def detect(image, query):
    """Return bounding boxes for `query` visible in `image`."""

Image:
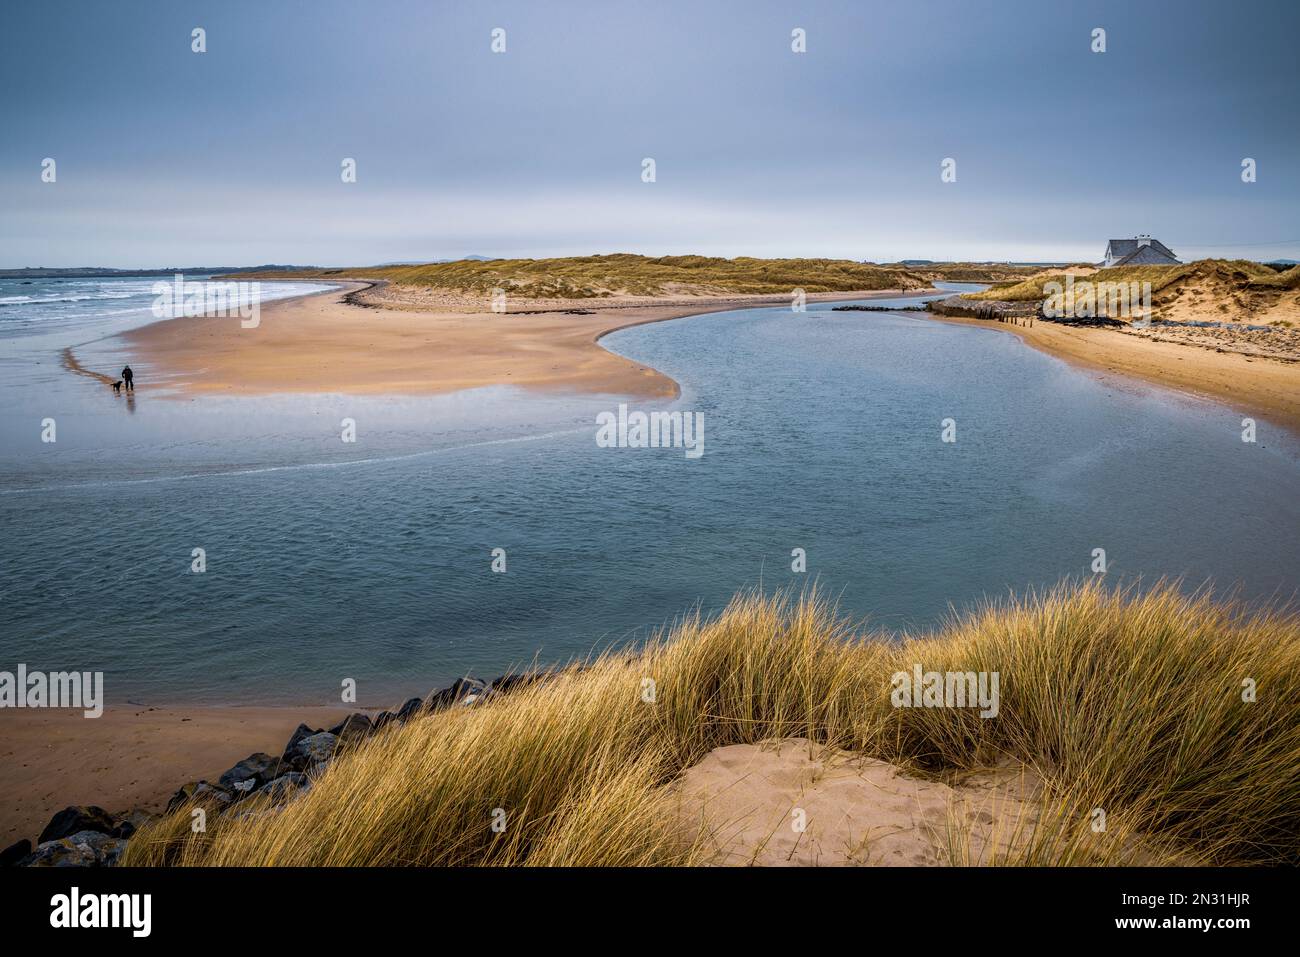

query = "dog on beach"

[112,380,123,394]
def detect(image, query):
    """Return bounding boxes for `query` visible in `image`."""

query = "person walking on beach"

[121,365,134,392]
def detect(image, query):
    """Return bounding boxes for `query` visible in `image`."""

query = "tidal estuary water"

[1,279,1297,704]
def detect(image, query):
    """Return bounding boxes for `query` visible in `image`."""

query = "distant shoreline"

[90,274,1300,437]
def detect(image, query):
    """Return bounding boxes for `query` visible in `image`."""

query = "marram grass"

[239,254,932,297]
[965,258,1294,303]
[122,581,1300,867]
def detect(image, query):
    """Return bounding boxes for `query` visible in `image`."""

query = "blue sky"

[1,0,1297,266]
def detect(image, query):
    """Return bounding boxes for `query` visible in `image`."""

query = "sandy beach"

[0,705,355,849]
[114,283,931,400]
[100,279,1300,436]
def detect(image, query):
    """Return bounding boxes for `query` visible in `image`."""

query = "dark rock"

[491,673,546,694]
[283,722,321,757]
[294,732,338,767]
[280,723,329,771]
[371,710,397,732]
[257,772,309,804]
[111,809,152,839]
[328,712,373,744]
[218,752,281,795]
[165,781,234,814]
[423,677,487,713]
[1,839,31,867]
[38,806,116,844]
[395,697,424,722]
[24,830,126,867]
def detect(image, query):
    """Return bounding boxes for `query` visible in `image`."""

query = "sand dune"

[673,738,1040,866]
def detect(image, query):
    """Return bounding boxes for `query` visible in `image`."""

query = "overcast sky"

[2,0,1297,267]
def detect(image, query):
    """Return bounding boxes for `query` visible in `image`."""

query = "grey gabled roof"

[1106,237,1179,262]
[1111,244,1181,267]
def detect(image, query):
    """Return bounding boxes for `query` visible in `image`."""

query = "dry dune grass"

[969,259,1280,302]
[122,581,1300,867]
[969,259,1300,327]
[242,254,931,298]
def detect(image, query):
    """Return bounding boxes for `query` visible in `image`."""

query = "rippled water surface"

[2,282,1297,704]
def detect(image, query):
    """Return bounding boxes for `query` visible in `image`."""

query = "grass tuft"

[122,581,1300,867]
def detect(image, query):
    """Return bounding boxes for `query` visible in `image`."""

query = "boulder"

[110,810,152,840]
[281,723,334,771]
[295,732,338,767]
[423,678,487,713]
[491,673,546,694]
[38,805,116,844]
[257,772,309,804]
[23,830,127,868]
[328,712,373,744]
[282,722,322,757]
[371,710,397,732]
[165,781,234,815]
[395,697,424,722]
[218,752,281,794]
[0,839,31,867]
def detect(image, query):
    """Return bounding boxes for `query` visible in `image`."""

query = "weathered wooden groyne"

[926,295,1040,324]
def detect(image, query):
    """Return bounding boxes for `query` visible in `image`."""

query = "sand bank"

[107,280,1300,435]
[113,284,929,400]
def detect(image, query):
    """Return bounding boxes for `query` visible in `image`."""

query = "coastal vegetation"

[967,259,1300,315]
[230,255,1045,299]
[121,580,1300,867]
[241,254,933,297]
